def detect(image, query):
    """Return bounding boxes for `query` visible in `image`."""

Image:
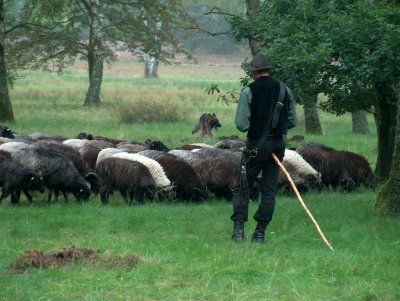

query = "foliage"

[227,0,400,114]
[321,0,400,115]
[180,0,247,54]
[225,0,400,178]
[230,0,334,106]
[205,66,252,105]
[6,0,192,72]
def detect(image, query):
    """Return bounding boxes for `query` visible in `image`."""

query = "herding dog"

[192,113,222,139]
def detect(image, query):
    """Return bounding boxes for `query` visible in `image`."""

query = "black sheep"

[296,142,375,191]
[96,157,157,204]
[145,139,170,152]
[214,139,246,151]
[0,150,12,164]
[0,160,45,204]
[79,140,114,171]
[194,147,241,168]
[34,141,99,196]
[76,132,94,140]
[194,157,238,200]
[154,155,207,202]
[1,144,91,202]
[0,125,14,139]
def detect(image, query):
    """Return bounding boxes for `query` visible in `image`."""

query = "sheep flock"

[0,125,376,205]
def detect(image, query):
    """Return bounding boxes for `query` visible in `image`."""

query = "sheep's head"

[26,172,45,193]
[0,125,14,139]
[339,177,356,192]
[74,181,91,202]
[76,132,93,140]
[191,186,208,202]
[306,172,322,191]
[158,184,175,201]
[147,140,170,152]
[85,172,99,194]
[362,171,377,190]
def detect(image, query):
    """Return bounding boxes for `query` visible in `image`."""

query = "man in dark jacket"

[231,53,296,243]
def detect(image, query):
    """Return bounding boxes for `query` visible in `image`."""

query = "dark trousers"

[231,136,285,224]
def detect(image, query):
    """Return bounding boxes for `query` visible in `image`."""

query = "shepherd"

[230,53,296,243]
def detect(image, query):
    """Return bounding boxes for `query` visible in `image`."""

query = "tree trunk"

[352,110,370,134]
[303,95,322,135]
[246,0,262,56]
[84,0,103,106]
[0,1,14,121]
[84,51,103,106]
[374,84,397,180]
[375,90,400,216]
[144,53,159,78]
[88,48,94,81]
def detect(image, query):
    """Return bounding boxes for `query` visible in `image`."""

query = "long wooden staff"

[272,153,334,252]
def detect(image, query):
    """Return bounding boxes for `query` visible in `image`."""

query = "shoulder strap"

[278,81,286,101]
[271,82,286,128]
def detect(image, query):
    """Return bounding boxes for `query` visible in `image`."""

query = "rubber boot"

[251,222,267,243]
[231,220,245,242]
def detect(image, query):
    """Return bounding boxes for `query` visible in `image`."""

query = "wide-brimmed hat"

[244,53,274,72]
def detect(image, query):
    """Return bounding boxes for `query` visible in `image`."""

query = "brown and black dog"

[192,113,222,139]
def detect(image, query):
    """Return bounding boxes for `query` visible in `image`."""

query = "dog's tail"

[192,123,200,134]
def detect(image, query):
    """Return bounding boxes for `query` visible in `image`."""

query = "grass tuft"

[115,97,189,123]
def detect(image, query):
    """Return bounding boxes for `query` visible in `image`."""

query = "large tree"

[375,89,400,216]
[245,0,261,56]
[0,0,14,121]
[82,0,103,106]
[351,111,370,134]
[229,0,400,179]
[321,0,400,180]
[6,0,190,107]
[230,0,326,135]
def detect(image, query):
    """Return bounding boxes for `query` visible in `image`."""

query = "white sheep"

[112,152,172,191]
[283,149,322,189]
[189,143,213,148]
[96,148,124,166]
[168,149,203,166]
[62,139,90,150]
[0,141,29,153]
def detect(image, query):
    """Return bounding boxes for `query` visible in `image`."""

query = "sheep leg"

[62,191,68,202]
[135,191,145,204]
[47,190,53,203]
[23,190,33,203]
[53,189,60,202]
[0,189,10,203]
[120,190,129,204]
[100,191,109,204]
[129,191,134,205]
[10,192,20,204]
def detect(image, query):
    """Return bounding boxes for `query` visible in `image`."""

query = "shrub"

[116,98,188,123]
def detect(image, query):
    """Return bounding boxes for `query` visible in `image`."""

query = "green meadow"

[0,59,398,301]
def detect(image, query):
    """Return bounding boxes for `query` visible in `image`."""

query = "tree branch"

[5,15,80,35]
[180,24,230,36]
[203,7,238,18]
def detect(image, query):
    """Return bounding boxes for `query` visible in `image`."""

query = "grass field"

[0,58,399,301]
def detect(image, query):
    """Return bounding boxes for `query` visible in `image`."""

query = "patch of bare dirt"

[11,246,140,273]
